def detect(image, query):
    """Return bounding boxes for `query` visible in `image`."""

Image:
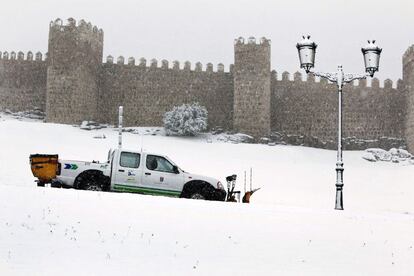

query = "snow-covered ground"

[1,113,414,275]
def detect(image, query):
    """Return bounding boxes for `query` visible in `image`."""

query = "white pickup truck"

[30,148,227,201]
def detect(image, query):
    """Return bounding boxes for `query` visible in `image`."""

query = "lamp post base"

[335,186,344,210]
[335,164,344,210]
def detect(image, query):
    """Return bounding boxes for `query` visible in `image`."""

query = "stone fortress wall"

[271,72,407,149]
[0,18,412,152]
[0,52,47,112]
[98,57,234,130]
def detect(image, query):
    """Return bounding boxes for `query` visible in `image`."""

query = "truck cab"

[110,149,190,197]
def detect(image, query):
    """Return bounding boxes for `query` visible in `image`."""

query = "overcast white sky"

[1,0,413,82]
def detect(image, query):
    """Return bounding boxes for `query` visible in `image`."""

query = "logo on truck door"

[64,164,78,170]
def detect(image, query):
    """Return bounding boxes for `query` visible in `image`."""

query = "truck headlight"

[217,181,224,190]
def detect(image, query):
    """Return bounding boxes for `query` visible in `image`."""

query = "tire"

[180,181,206,199]
[181,181,223,201]
[190,193,205,200]
[75,171,109,191]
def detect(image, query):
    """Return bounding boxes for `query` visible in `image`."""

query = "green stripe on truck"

[113,184,181,197]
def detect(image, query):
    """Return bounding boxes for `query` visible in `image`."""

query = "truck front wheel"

[181,181,217,200]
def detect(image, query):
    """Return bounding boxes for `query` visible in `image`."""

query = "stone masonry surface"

[0,17,412,152]
[403,45,414,152]
[233,37,271,138]
[0,53,47,112]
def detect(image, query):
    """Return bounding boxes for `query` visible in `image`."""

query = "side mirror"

[172,165,179,174]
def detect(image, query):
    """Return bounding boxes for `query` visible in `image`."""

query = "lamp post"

[296,36,382,210]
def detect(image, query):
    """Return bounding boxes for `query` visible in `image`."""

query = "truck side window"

[120,152,140,168]
[146,155,175,173]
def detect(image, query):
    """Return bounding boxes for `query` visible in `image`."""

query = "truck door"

[112,151,143,192]
[141,154,184,197]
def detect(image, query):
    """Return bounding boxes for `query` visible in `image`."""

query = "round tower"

[46,18,103,124]
[403,45,414,152]
[233,37,271,138]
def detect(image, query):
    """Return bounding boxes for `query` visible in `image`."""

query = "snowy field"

[1,113,414,275]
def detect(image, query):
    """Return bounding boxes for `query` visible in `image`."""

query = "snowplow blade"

[242,188,261,203]
[29,154,59,184]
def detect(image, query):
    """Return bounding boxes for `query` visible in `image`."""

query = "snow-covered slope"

[1,115,413,275]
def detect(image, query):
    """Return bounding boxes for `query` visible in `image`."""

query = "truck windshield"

[165,156,185,172]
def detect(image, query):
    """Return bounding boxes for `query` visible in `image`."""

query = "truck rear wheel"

[75,170,109,191]
[85,182,102,191]
[190,193,205,200]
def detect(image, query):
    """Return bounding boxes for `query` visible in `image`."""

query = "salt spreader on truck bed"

[29,106,259,202]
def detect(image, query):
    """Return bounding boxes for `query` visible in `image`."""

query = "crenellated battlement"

[0,51,46,62]
[403,45,414,66]
[49,18,103,42]
[234,36,271,46]
[47,18,103,69]
[103,55,232,73]
[271,70,401,89]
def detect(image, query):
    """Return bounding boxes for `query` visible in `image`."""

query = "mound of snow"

[92,134,106,139]
[122,127,166,136]
[1,108,45,120]
[389,148,412,159]
[79,121,109,130]
[362,151,377,162]
[216,133,254,143]
[363,148,413,163]
[364,148,392,161]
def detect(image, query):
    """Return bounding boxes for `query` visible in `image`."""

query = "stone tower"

[46,18,103,124]
[403,45,414,152]
[233,37,271,138]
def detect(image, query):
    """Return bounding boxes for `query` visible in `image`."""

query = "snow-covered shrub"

[163,103,208,136]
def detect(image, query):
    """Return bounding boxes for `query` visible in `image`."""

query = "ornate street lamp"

[296,35,317,73]
[296,36,382,210]
[361,40,382,77]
